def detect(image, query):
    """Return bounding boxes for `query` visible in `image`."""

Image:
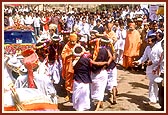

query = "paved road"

[55,65,162,112]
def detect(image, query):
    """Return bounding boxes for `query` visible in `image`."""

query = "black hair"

[148,35,157,43]
[96,19,101,23]
[74,46,83,54]
[161,40,164,47]
[158,32,164,39]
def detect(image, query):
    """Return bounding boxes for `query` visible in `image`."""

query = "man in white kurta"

[133,36,162,103]
[114,24,126,64]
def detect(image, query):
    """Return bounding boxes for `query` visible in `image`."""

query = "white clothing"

[114,28,126,63]
[159,52,164,74]
[23,7,29,13]
[152,40,164,70]
[33,16,41,27]
[91,69,108,101]
[20,16,25,25]
[138,45,162,74]
[72,80,91,111]
[15,71,57,104]
[4,88,59,111]
[7,8,13,14]
[79,23,90,35]
[4,61,15,92]
[8,17,14,26]
[47,61,60,84]
[147,73,159,103]
[24,15,33,25]
[106,67,118,91]
[138,46,152,73]
[121,10,130,19]
[79,23,90,43]
[89,22,96,31]
[66,16,74,32]
[15,59,58,105]
[115,28,126,51]
[137,45,160,103]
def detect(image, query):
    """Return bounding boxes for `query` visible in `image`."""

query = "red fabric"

[25,63,35,88]
[41,17,50,31]
[21,49,34,57]
[4,103,58,111]
[22,50,39,88]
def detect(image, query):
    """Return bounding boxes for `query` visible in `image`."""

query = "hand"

[152,70,157,75]
[107,61,110,65]
[146,60,152,66]
[132,61,139,65]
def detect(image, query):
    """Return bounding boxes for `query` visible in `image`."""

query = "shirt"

[73,56,92,83]
[33,16,41,27]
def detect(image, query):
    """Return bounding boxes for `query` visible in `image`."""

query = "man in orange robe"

[61,33,78,101]
[123,22,141,70]
[103,22,118,44]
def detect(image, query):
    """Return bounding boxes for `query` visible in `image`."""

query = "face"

[90,19,94,24]
[137,21,142,25]
[120,25,124,30]
[49,29,55,35]
[153,23,158,31]
[147,38,155,47]
[91,33,96,38]
[96,21,101,26]
[108,23,113,31]
[144,24,149,30]
[156,32,163,41]
[82,18,86,24]
[129,26,134,31]
[69,39,77,45]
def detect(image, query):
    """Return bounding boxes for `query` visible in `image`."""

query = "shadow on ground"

[129,82,148,89]
[116,64,146,75]
[118,93,160,111]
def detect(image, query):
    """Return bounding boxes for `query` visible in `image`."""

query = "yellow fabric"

[156,6,164,15]
[103,30,117,44]
[93,39,100,61]
[123,29,141,68]
[122,56,134,69]
[61,42,76,92]
[69,33,78,41]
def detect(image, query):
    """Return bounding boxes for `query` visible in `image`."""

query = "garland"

[4,44,35,55]
[72,44,86,57]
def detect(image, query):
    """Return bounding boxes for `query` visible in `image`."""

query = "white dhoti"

[47,61,60,84]
[146,73,159,103]
[106,67,118,91]
[91,69,108,101]
[72,80,91,111]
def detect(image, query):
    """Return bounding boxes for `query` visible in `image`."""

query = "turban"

[22,49,39,88]
[49,24,57,31]
[69,33,78,41]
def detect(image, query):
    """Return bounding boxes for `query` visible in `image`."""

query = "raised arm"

[90,59,108,66]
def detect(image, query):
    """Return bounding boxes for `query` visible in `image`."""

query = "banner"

[149,5,159,21]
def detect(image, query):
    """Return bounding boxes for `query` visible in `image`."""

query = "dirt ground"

[55,65,163,112]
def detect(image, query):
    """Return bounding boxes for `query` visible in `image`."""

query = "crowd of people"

[4,4,165,111]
